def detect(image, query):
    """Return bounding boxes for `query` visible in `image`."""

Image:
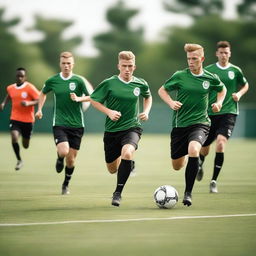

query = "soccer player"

[158,43,226,206]
[90,51,152,207]
[35,51,92,195]
[197,41,249,193]
[0,68,39,170]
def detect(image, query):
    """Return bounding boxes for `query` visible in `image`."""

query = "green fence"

[1,103,256,137]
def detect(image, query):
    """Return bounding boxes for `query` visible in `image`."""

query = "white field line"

[0,213,256,227]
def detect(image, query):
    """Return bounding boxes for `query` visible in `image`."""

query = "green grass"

[0,133,256,256]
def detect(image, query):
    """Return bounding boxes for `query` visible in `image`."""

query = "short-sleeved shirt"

[42,72,90,128]
[7,82,39,123]
[205,63,247,116]
[90,75,151,132]
[163,68,224,128]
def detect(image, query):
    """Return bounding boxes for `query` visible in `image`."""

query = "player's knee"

[108,167,118,174]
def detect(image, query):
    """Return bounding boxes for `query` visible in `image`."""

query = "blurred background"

[0,0,255,136]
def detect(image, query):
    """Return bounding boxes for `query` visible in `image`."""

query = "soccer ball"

[154,185,179,209]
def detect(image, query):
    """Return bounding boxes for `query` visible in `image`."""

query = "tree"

[237,0,256,20]
[89,0,144,84]
[32,16,83,71]
[163,0,223,19]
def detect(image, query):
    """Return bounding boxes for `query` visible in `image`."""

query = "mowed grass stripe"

[1,213,256,227]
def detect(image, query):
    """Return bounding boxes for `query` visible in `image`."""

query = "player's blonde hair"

[184,44,204,56]
[60,51,73,59]
[118,51,135,62]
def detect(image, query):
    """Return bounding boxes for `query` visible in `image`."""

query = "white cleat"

[62,185,70,195]
[15,160,23,171]
[210,180,218,193]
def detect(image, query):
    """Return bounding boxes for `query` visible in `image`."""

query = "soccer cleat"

[196,162,204,181]
[55,158,64,173]
[111,192,121,207]
[210,180,218,193]
[182,192,192,207]
[62,185,70,195]
[15,160,23,171]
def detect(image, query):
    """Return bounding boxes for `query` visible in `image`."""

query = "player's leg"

[10,121,23,170]
[62,148,78,195]
[111,128,141,206]
[210,114,236,193]
[21,122,33,149]
[61,127,84,195]
[106,157,121,174]
[53,126,69,173]
[183,125,209,206]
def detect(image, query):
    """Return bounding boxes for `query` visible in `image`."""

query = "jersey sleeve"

[163,71,180,91]
[80,76,93,96]
[236,68,248,87]
[90,80,109,103]
[42,79,52,94]
[210,74,225,92]
[28,83,40,100]
[140,79,151,98]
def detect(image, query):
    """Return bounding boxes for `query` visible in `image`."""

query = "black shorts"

[53,126,84,150]
[9,120,33,139]
[171,124,210,159]
[203,114,237,147]
[104,127,143,163]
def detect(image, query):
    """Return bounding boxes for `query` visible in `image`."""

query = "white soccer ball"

[154,185,179,209]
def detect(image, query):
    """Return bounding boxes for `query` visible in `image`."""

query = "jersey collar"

[216,62,231,70]
[60,72,73,80]
[118,75,134,84]
[190,70,204,77]
[15,82,27,89]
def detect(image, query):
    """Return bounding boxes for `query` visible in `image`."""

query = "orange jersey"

[7,82,40,123]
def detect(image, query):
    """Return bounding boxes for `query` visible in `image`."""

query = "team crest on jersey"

[228,71,235,80]
[21,92,28,98]
[69,82,76,91]
[133,87,140,96]
[202,81,210,89]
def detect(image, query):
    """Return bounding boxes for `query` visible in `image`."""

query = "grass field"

[0,133,256,256]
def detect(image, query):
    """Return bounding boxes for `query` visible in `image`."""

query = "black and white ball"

[154,185,179,209]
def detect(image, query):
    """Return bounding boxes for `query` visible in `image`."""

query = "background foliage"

[0,0,255,103]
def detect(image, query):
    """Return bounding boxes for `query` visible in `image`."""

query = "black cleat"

[196,163,204,181]
[111,192,121,207]
[55,158,64,173]
[182,192,192,207]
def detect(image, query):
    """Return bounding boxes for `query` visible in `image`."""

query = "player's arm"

[158,86,182,110]
[90,99,121,122]
[232,83,249,102]
[211,85,227,113]
[21,99,39,107]
[0,94,10,111]
[35,92,47,119]
[70,93,90,102]
[139,96,152,121]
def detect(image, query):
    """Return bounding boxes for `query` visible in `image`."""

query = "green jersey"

[42,72,90,128]
[163,68,224,128]
[90,75,151,132]
[205,63,247,116]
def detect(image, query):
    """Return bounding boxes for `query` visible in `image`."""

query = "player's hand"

[70,93,79,102]
[170,101,182,111]
[211,102,222,113]
[232,92,241,102]
[139,112,149,121]
[21,101,29,107]
[0,103,4,111]
[108,110,121,121]
[35,110,43,120]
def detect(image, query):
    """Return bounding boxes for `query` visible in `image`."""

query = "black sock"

[185,157,199,193]
[115,159,133,194]
[12,142,21,161]
[63,166,74,187]
[212,152,224,181]
[199,154,205,165]
[57,154,64,162]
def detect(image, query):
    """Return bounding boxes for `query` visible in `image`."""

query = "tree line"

[0,0,255,103]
